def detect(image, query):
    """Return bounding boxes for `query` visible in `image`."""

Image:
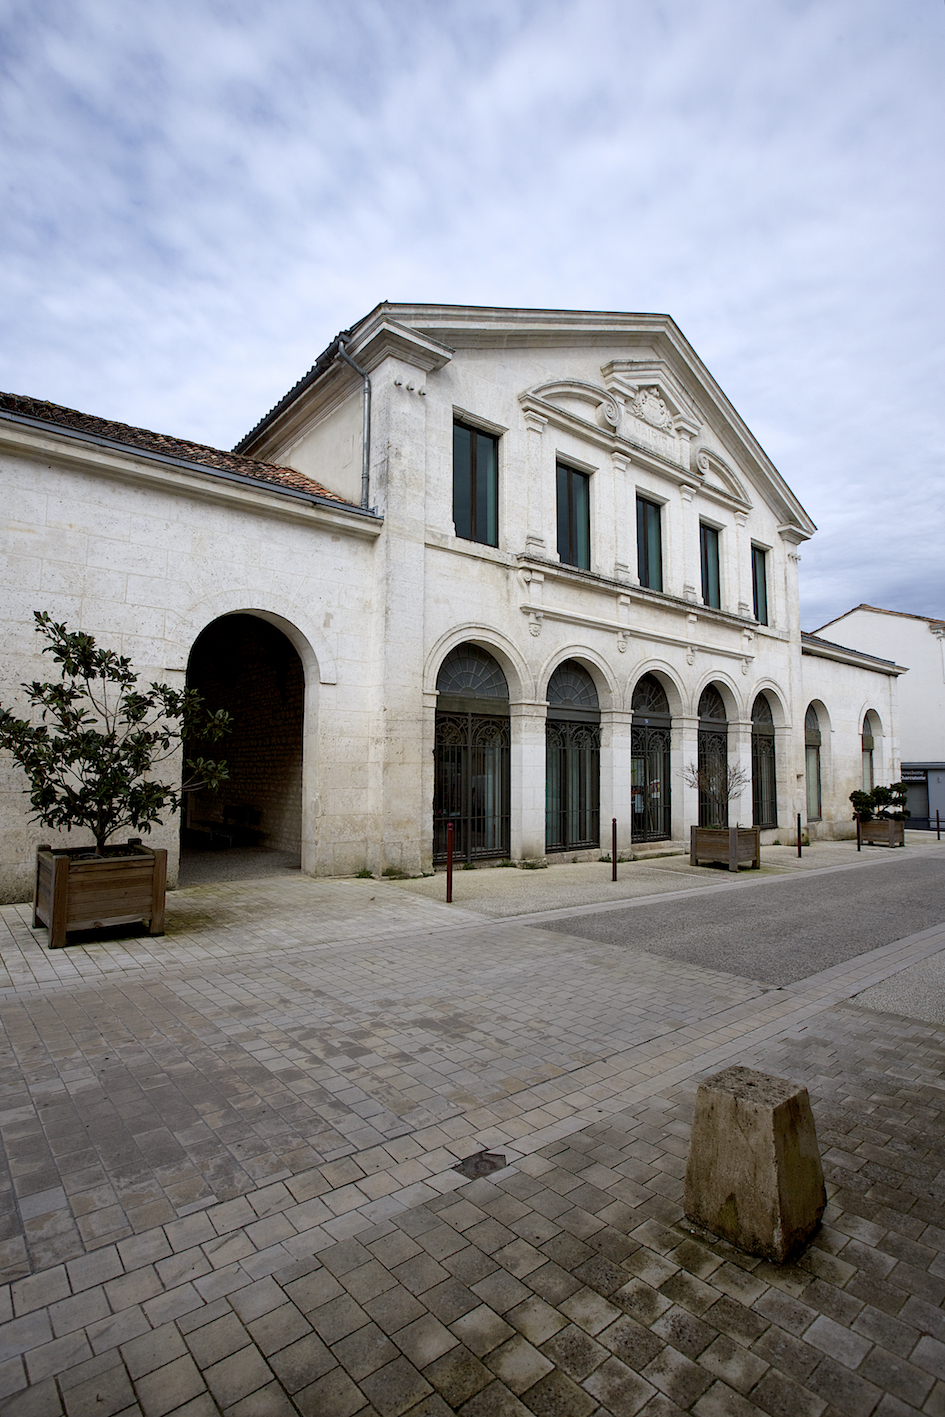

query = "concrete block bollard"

[684,1065,826,1262]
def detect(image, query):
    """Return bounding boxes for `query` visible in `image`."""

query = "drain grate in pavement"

[453,1148,507,1179]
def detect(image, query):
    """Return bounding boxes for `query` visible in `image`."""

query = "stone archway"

[181,614,304,880]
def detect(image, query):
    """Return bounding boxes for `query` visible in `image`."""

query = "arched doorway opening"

[751,693,777,827]
[182,614,304,878]
[631,674,672,841]
[545,660,601,852]
[433,644,510,864]
[698,684,729,827]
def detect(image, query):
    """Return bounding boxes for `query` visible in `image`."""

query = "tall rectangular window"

[700,523,721,608]
[453,421,498,546]
[636,496,662,591]
[752,545,768,624]
[556,463,590,569]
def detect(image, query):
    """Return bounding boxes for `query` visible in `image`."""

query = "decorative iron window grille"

[631,673,672,841]
[434,644,510,863]
[698,684,728,828]
[545,660,600,851]
[751,693,777,828]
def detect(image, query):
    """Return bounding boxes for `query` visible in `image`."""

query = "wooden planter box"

[33,842,167,949]
[690,825,762,872]
[859,819,905,848]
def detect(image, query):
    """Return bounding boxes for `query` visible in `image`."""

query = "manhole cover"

[453,1149,506,1180]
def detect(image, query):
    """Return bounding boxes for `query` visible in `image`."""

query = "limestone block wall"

[799,649,901,839]
[0,426,383,901]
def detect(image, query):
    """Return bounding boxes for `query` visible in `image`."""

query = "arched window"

[751,694,777,828]
[862,711,880,791]
[631,674,672,841]
[698,685,729,827]
[434,645,510,863]
[805,704,822,821]
[545,661,600,851]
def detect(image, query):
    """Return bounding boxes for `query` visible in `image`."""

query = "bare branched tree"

[682,759,751,823]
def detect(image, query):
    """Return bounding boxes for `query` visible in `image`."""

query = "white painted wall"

[816,607,944,762]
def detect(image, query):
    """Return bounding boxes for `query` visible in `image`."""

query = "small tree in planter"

[0,612,230,944]
[683,760,761,870]
[850,783,909,846]
[683,760,751,828]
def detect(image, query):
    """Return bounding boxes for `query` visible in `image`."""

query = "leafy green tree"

[0,611,230,854]
[849,782,910,823]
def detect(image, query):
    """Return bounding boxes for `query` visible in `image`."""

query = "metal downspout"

[336,338,371,510]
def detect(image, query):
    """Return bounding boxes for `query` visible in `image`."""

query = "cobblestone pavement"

[0,854,942,1415]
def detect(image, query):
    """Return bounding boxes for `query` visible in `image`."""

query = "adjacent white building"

[0,304,905,901]
[814,605,944,828]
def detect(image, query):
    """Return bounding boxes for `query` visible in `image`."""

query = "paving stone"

[245,1301,311,1356]
[452,1304,516,1357]
[858,1344,935,1410]
[133,1353,206,1417]
[359,1354,434,1414]
[806,1354,883,1417]
[640,1343,713,1409]
[539,1323,607,1381]
[651,1304,715,1359]
[517,1367,598,1416]
[122,1324,189,1380]
[750,1365,828,1417]
[505,1296,568,1348]
[392,1312,456,1368]
[424,1278,481,1324]
[584,1354,656,1416]
[60,1359,136,1417]
[750,1323,822,1382]
[202,1343,272,1407]
[422,1344,493,1407]
[223,1379,297,1416]
[294,1363,366,1417]
[267,1330,335,1392]
[484,1333,554,1394]
[457,1379,534,1415]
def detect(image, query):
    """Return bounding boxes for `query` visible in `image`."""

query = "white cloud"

[1,0,942,626]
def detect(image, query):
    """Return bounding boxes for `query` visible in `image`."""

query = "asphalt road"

[538,853,945,986]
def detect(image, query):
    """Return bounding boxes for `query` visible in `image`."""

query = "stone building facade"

[0,304,903,900]
[812,604,944,828]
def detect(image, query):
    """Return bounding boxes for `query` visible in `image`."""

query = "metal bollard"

[797,812,802,858]
[446,822,453,903]
[856,816,862,851]
[938,810,941,842]
[612,818,617,882]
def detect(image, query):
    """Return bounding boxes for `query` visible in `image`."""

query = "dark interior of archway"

[180,615,303,882]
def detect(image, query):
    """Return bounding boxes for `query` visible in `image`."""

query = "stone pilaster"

[510,701,548,859]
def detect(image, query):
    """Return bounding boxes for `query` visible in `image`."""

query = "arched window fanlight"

[436,644,509,700]
[805,704,820,738]
[632,674,671,720]
[547,660,599,713]
[752,694,774,726]
[698,685,727,721]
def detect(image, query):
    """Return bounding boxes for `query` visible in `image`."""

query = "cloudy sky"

[1,0,942,629]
